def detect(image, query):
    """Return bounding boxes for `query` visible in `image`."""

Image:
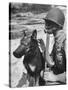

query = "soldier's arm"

[56,72,66,83]
[55,31,66,72]
[43,71,66,83]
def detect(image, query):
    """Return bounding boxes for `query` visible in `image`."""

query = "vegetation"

[9,3,51,14]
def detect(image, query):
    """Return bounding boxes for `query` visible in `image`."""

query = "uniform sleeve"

[51,31,66,74]
[55,31,66,62]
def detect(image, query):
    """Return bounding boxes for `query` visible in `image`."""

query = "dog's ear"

[31,30,37,39]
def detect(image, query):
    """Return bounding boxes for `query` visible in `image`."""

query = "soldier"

[39,8,66,83]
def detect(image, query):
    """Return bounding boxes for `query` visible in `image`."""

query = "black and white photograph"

[9,3,67,88]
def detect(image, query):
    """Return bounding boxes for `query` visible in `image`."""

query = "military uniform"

[51,30,66,74]
[39,8,66,84]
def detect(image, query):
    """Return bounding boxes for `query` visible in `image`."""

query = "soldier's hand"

[43,71,57,82]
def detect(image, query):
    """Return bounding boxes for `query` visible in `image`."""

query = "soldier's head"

[44,8,65,34]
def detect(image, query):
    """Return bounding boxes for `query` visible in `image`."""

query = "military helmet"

[44,8,65,28]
